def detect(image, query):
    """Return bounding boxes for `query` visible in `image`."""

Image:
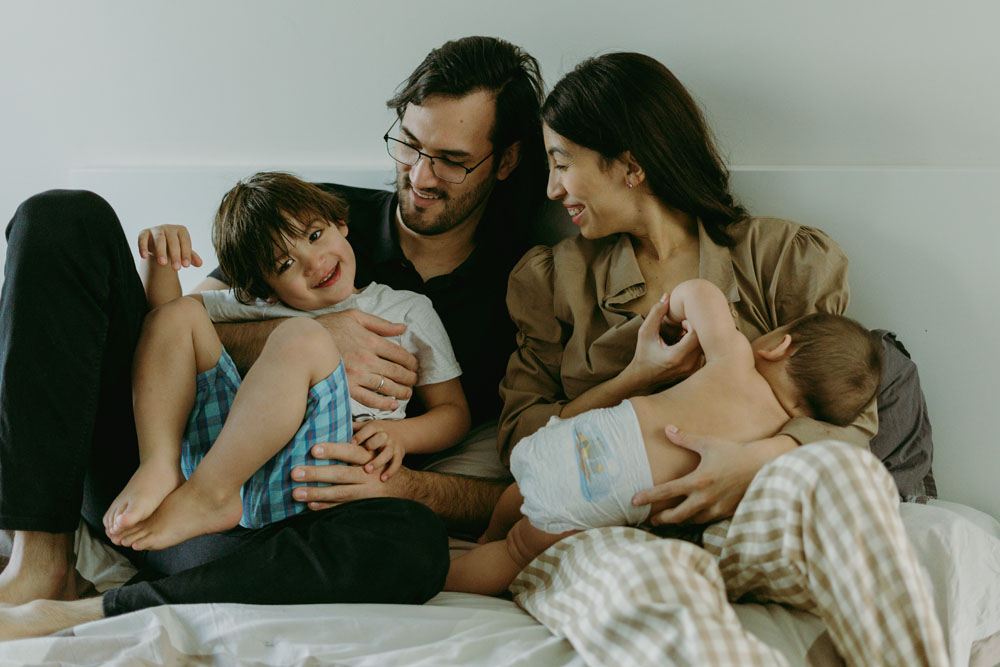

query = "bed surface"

[1,498,998,666]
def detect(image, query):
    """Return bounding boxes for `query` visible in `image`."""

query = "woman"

[499,53,947,665]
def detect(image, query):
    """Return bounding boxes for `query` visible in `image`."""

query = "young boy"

[104,172,470,550]
[445,278,883,595]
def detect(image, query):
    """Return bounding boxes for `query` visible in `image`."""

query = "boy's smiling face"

[264,215,357,311]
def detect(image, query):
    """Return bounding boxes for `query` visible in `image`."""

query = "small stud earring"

[626,181,633,189]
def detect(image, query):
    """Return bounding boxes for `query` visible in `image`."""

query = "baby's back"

[629,360,790,497]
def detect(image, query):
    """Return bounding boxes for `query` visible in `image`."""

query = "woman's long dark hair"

[542,52,747,246]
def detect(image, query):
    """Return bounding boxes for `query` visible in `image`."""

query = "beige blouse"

[498,216,877,463]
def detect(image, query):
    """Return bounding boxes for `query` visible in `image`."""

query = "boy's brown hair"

[785,313,884,426]
[213,172,349,304]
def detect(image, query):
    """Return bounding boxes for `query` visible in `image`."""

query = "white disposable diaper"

[510,400,653,533]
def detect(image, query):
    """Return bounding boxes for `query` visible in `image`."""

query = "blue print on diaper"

[572,418,621,502]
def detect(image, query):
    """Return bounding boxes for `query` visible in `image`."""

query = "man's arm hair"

[211,320,285,374]
[397,469,508,538]
[191,273,288,373]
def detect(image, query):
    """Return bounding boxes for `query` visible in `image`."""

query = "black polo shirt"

[210,183,525,428]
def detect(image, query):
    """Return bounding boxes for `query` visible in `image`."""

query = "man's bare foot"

[0,597,104,641]
[103,458,184,543]
[116,479,244,551]
[0,532,82,606]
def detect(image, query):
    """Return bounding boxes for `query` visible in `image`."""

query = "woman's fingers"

[638,292,669,341]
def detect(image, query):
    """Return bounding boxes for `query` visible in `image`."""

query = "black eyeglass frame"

[382,118,495,185]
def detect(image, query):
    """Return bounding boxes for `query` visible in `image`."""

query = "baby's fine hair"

[785,313,884,426]
[213,171,349,304]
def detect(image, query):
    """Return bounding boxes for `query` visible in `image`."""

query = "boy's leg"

[479,482,523,543]
[119,318,342,550]
[104,297,223,539]
[704,440,949,667]
[0,191,146,604]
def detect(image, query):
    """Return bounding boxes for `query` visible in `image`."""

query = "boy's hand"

[138,225,203,270]
[352,420,405,482]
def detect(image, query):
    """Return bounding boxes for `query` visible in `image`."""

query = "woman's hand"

[631,426,797,525]
[623,293,704,391]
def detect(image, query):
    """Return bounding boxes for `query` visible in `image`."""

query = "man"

[0,35,546,638]
[198,35,547,534]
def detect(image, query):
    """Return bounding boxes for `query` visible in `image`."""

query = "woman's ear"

[496,141,522,181]
[620,150,646,188]
[265,294,280,304]
[755,333,794,362]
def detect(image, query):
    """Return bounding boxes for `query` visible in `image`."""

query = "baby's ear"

[265,294,280,304]
[756,333,794,362]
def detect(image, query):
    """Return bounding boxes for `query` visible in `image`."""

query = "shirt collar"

[603,219,740,308]
[370,193,404,265]
[697,219,740,304]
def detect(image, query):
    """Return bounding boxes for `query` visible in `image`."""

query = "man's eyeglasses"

[383,118,494,185]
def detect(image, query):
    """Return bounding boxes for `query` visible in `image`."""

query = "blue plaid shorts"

[182,346,352,529]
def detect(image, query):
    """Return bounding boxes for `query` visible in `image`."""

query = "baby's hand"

[138,225,203,271]
[352,420,405,481]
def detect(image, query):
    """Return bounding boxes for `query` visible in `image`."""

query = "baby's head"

[753,313,883,426]
[213,172,356,311]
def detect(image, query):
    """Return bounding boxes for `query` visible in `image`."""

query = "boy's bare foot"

[103,458,185,543]
[116,479,244,551]
[0,597,104,641]
[0,532,85,606]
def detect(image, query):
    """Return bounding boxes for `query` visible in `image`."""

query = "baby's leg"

[446,517,576,596]
[479,482,524,544]
[121,318,342,550]
[105,297,221,542]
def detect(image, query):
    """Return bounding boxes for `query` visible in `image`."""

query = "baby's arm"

[353,378,471,480]
[664,279,748,363]
[137,225,203,308]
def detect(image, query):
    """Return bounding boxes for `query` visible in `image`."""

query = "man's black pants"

[0,190,448,615]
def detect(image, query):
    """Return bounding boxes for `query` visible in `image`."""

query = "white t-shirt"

[201,283,462,422]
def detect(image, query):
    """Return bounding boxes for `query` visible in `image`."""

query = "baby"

[104,172,470,550]
[445,278,882,594]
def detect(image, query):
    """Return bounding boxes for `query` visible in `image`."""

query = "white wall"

[2,1,998,515]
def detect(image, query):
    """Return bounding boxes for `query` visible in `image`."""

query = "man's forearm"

[399,469,507,537]
[213,319,286,374]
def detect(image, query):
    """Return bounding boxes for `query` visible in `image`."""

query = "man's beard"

[396,171,495,236]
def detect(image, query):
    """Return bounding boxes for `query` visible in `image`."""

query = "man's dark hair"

[785,313,884,426]
[387,36,546,242]
[542,52,747,247]
[213,171,349,304]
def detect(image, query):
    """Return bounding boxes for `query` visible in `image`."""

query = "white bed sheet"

[1,499,997,667]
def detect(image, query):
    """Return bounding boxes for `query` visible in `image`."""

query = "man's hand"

[631,426,796,525]
[289,442,412,510]
[315,310,419,411]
